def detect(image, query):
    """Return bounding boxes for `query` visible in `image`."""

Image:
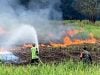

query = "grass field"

[0,64,31,75]
[0,62,100,75]
[64,20,100,39]
[30,62,100,75]
[76,21,100,39]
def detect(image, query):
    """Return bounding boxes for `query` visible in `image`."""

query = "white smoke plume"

[0,0,75,44]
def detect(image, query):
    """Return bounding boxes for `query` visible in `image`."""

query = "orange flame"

[67,29,83,37]
[50,30,96,47]
[23,43,33,48]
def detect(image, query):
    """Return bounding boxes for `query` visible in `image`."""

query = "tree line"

[19,0,100,22]
[61,0,100,23]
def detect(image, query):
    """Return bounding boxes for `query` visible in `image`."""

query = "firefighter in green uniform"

[31,44,39,63]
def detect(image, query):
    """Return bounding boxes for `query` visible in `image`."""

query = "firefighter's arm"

[80,52,83,60]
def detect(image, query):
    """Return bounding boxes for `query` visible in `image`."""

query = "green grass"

[64,20,100,39]
[83,25,100,39]
[0,64,31,75]
[30,62,100,75]
[0,62,99,75]
[77,21,100,39]
[78,21,100,38]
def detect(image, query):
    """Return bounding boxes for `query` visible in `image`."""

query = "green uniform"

[31,47,38,59]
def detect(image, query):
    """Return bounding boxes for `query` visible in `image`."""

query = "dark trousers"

[82,56,92,64]
[31,58,39,64]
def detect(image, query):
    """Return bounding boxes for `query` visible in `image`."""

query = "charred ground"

[12,42,100,64]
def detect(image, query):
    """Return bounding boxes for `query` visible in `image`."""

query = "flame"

[50,30,96,47]
[23,43,33,48]
[40,44,46,47]
[40,43,51,47]
[0,28,97,48]
[67,28,84,37]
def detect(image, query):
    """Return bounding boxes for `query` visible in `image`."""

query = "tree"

[72,0,100,23]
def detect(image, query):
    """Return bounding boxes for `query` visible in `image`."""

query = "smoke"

[0,0,79,44]
[0,51,19,64]
[2,25,38,47]
[0,0,69,44]
[0,0,62,26]
[0,0,90,63]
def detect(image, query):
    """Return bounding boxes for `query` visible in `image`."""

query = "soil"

[12,43,100,64]
[39,43,100,63]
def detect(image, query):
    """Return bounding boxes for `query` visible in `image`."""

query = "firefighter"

[31,44,39,64]
[80,47,92,64]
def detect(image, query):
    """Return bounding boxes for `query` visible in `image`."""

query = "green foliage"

[72,0,100,22]
[81,21,100,38]
[73,0,98,16]
[74,20,100,38]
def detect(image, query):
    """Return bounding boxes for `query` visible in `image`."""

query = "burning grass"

[0,21,99,75]
[0,20,99,64]
[2,42,98,64]
[41,24,97,47]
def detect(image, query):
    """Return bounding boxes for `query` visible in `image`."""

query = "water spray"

[0,24,40,64]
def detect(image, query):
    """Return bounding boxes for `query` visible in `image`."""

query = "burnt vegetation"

[39,43,100,63]
[11,43,100,64]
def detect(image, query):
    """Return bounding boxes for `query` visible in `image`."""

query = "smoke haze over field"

[0,0,62,27]
[0,0,76,44]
